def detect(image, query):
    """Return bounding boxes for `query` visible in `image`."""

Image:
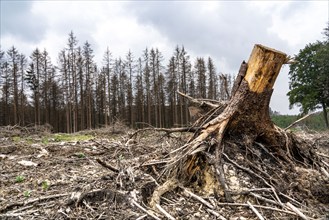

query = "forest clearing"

[0,124,328,219]
[2,1,329,219]
[1,44,329,220]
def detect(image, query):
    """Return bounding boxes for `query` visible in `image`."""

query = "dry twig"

[1,193,70,212]
[155,204,176,220]
[216,202,297,216]
[247,201,265,220]
[206,208,227,220]
[182,188,214,209]
[286,202,309,220]
[130,200,161,220]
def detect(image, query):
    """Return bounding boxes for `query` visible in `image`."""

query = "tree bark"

[185,44,288,156]
[322,102,329,128]
[150,44,318,209]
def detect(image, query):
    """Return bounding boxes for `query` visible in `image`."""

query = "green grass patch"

[41,136,49,144]
[25,137,34,145]
[42,180,50,191]
[15,175,25,183]
[12,136,21,142]
[52,133,94,142]
[23,190,31,198]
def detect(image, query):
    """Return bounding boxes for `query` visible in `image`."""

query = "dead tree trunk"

[150,44,319,209]
[176,44,301,165]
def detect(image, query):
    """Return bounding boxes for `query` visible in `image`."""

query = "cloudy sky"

[1,1,328,114]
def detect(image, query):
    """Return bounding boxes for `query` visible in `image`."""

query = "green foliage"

[288,42,324,112]
[42,180,50,191]
[23,190,31,198]
[15,175,25,183]
[75,152,86,158]
[271,115,298,129]
[288,30,329,128]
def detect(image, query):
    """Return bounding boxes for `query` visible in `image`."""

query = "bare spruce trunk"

[322,102,329,128]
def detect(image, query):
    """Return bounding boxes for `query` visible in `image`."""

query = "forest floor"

[0,124,328,220]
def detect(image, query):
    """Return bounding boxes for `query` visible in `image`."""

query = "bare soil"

[0,125,328,219]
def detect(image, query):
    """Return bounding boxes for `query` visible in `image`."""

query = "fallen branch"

[136,214,147,220]
[320,167,329,179]
[206,208,227,220]
[177,90,222,109]
[1,193,69,213]
[216,202,297,216]
[0,209,39,217]
[250,192,281,206]
[182,188,214,209]
[155,204,176,220]
[130,127,199,138]
[317,152,329,159]
[284,112,317,131]
[96,158,119,173]
[279,192,308,210]
[131,200,161,220]
[247,201,265,220]
[286,202,309,220]
[141,159,170,167]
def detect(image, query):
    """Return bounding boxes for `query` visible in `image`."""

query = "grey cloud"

[125,1,295,113]
[279,1,310,20]
[125,1,290,73]
[1,1,47,43]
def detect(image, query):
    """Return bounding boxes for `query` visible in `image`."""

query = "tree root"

[149,178,178,210]
[147,45,326,218]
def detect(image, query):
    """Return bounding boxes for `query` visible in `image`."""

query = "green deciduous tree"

[288,32,329,128]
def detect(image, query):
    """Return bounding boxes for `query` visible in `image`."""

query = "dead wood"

[0,124,327,219]
[130,126,200,139]
[96,158,119,173]
[149,44,324,216]
[247,201,265,220]
[177,90,223,110]
[285,112,318,131]
[1,193,69,213]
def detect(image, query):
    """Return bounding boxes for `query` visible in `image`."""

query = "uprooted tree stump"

[150,44,326,215]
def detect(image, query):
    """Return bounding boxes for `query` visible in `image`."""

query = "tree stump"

[150,44,319,210]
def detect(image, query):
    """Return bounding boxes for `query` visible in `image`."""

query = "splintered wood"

[244,44,287,93]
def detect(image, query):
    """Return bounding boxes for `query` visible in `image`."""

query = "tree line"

[0,31,234,132]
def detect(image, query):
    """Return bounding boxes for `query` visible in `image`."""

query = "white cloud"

[2,33,36,57]
[267,1,328,49]
[91,14,171,64]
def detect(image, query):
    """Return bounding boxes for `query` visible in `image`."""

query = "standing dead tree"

[149,44,322,211]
